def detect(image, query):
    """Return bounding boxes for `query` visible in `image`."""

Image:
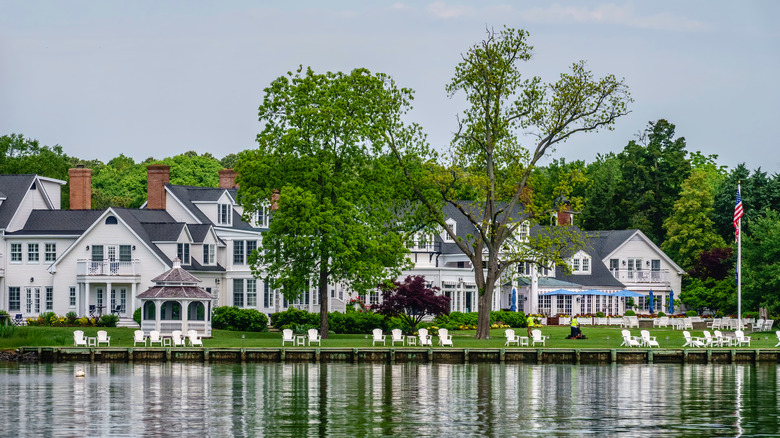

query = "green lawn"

[2,325,778,350]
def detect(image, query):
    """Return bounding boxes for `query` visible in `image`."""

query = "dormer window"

[570,251,591,274]
[518,221,529,239]
[177,243,191,265]
[218,203,232,226]
[443,219,456,242]
[254,204,270,228]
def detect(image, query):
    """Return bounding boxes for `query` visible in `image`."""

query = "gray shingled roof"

[136,286,214,299]
[165,183,258,230]
[143,222,186,242]
[113,208,180,266]
[7,209,105,235]
[187,224,211,243]
[0,175,36,229]
[551,230,632,288]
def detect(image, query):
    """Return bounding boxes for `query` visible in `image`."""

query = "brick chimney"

[218,169,238,189]
[68,165,92,210]
[147,165,170,210]
[557,205,572,226]
[270,189,280,211]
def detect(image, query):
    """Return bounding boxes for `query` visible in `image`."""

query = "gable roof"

[0,174,37,229]
[5,210,105,235]
[164,183,258,230]
[552,231,627,288]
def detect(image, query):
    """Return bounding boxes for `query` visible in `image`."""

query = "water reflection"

[0,362,778,436]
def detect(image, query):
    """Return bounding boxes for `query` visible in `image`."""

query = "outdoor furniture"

[89,305,96,318]
[700,331,716,347]
[295,335,306,346]
[418,328,432,347]
[282,329,295,346]
[171,330,185,347]
[74,330,88,347]
[308,328,322,346]
[775,331,780,347]
[112,305,123,316]
[531,329,546,347]
[682,331,704,348]
[372,328,386,346]
[87,336,97,347]
[505,329,520,346]
[641,330,659,348]
[653,317,669,328]
[96,330,111,347]
[682,318,693,330]
[149,330,163,347]
[406,335,417,346]
[707,318,722,330]
[13,314,24,326]
[713,330,732,347]
[734,330,751,347]
[620,330,640,347]
[133,330,147,347]
[391,329,404,346]
[438,328,453,346]
[187,330,203,347]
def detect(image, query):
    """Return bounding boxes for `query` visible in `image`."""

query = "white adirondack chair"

[641,330,659,348]
[713,330,731,347]
[775,331,780,347]
[133,330,147,347]
[531,329,546,347]
[73,330,87,347]
[438,328,453,346]
[187,330,203,347]
[372,329,386,346]
[148,330,163,347]
[620,330,640,347]
[734,330,751,347]
[391,329,405,346]
[505,329,520,346]
[282,329,295,346]
[682,331,704,348]
[96,330,111,347]
[171,330,185,347]
[308,328,322,346]
[418,328,433,347]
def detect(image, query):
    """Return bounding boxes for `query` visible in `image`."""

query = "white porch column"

[530,266,539,315]
[131,282,137,317]
[551,295,558,317]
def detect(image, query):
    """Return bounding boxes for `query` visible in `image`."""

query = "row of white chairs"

[504,329,547,347]
[621,329,659,348]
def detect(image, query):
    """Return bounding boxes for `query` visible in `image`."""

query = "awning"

[540,289,640,297]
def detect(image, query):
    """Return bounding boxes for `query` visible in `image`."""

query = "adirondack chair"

[438,328,453,346]
[682,331,704,348]
[308,328,322,346]
[73,330,88,347]
[187,330,203,347]
[531,329,546,347]
[707,318,722,330]
[505,329,520,346]
[133,330,147,346]
[171,330,185,347]
[641,330,659,348]
[149,330,163,347]
[372,328,386,346]
[282,329,295,346]
[96,330,111,347]
[620,330,640,347]
[418,328,433,347]
[713,330,732,347]
[391,329,405,346]
[775,331,780,347]
[734,330,751,347]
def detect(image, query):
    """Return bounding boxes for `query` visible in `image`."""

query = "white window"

[177,243,191,265]
[28,243,39,262]
[44,243,57,262]
[518,221,529,239]
[254,204,270,228]
[570,251,591,274]
[233,279,244,307]
[443,219,457,242]
[218,203,232,226]
[247,279,257,307]
[69,287,76,308]
[203,244,215,265]
[233,241,245,264]
[10,243,22,262]
[9,287,20,311]
[45,287,53,311]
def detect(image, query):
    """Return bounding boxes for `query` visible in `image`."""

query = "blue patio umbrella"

[668,289,674,314]
[510,288,517,312]
[648,290,654,314]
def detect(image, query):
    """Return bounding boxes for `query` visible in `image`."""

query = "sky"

[1,1,779,172]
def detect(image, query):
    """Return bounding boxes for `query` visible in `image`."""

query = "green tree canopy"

[236,67,417,338]
[742,209,780,314]
[386,27,632,339]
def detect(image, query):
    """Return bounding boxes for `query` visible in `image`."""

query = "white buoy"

[75,370,85,377]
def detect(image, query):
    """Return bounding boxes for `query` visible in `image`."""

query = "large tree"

[374,275,451,334]
[386,27,632,339]
[236,67,416,338]
[612,119,691,245]
[742,209,780,314]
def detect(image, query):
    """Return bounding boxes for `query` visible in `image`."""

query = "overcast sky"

[2,1,778,172]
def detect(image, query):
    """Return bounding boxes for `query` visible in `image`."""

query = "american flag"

[734,187,743,241]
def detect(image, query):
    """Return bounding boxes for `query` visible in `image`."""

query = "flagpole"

[737,181,742,330]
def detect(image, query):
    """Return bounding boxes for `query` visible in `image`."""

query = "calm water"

[0,361,778,437]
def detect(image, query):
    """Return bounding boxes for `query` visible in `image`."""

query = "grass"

[1,326,779,350]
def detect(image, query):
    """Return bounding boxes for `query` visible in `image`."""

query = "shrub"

[490,310,526,328]
[269,308,319,329]
[624,310,636,316]
[596,311,605,318]
[327,311,386,334]
[434,311,478,327]
[686,310,698,317]
[98,314,119,327]
[656,312,666,318]
[0,310,9,326]
[39,312,57,326]
[212,306,269,332]
[65,311,78,324]
[133,307,142,325]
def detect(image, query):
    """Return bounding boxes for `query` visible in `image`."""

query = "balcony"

[77,259,140,277]
[610,269,671,285]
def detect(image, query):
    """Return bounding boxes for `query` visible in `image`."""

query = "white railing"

[610,269,671,284]
[77,259,140,276]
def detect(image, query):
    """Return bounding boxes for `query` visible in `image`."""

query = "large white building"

[0,168,685,322]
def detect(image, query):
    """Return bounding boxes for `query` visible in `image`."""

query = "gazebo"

[137,258,214,337]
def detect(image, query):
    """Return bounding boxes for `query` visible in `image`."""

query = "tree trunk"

[319,260,330,339]
[476,284,494,339]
